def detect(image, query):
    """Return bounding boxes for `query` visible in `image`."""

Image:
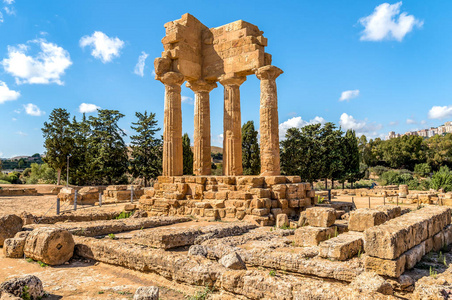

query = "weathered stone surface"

[404,242,425,269]
[3,237,26,258]
[0,215,23,246]
[219,252,246,270]
[53,216,191,237]
[75,236,225,286]
[350,272,393,295]
[319,231,363,261]
[412,265,452,300]
[133,223,256,249]
[0,275,43,300]
[364,206,451,259]
[305,207,336,227]
[24,227,75,265]
[364,255,406,278]
[188,245,207,257]
[349,208,388,232]
[294,226,336,246]
[375,205,401,219]
[276,214,288,228]
[133,286,159,300]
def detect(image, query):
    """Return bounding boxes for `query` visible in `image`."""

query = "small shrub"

[269,270,276,277]
[37,261,48,267]
[371,165,388,176]
[431,166,452,192]
[414,163,432,177]
[188,285,213,300]
[108,233,116,240]
[430,266,438,278]
[22,285,31,300]
[115,211,133,219]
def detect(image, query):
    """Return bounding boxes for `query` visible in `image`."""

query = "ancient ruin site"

[2,4,452,300]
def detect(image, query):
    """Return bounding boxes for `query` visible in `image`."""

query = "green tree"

[378,135,427,170]
[130,111,162,186]
[70,114,93,185]
[182,133,193,175]
[431,166,452,192]
[17,158,25,169]
[241,121,260,175]
[42,108,74,185]
[414,163,432,177]
[89,109,128,185]
[319,122,344,189]
[340,130,362,188]
[426,133,452,170]
[23,163,57,184]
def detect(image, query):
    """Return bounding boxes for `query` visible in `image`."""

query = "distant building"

[387,121,452,139]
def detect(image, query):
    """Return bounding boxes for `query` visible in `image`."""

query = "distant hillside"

[190,146,223,154]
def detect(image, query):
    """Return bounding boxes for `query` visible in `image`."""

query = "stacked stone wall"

[139,175,315,226]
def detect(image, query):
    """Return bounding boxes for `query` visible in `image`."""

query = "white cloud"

[0,81,20,104]
[359,2,423,42]
[406,118,416,124]
[16,131,27,136]
[0,11,3,23]
[279,116,327,139]
[339,89,360,102]
[1,39,72,85]
[23,103,44,116]
[181,96,194,105]
[4,6,14,15]
[134,51,148,77]
[80,31,125,63]
[215,133,224,145]
[389,121,399,126]
[420,120,426,125]
[428,105,452,120]
[79,103,100,113]
[339,113,382,136]
[11,117,16,121]
[3,0,14,4]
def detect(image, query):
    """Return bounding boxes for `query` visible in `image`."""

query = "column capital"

[255,65,283,81]
[159,72,185,86]
[218,74,246,87]
[186,80,217,93]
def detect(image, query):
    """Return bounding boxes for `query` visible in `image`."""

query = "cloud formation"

[80,31,125,63]
[1,39,72,85]
[339,113,382,136]
[0,81,20,104]
[339,89,360,102]
[406,118,416,124]
[359,2,423,42]
[134,51,148,77]
[279,116,327,139]
[428,105,452,120]
[23,103,44,116]
[79,103,100,113]
[3,0,14,4]
[181,96,194,105]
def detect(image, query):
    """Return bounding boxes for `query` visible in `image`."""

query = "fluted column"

[256,65,283,176]
[187,80,217,175]
[159,72,185,176]
[219,75,246,176]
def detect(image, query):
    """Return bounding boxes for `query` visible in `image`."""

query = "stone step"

[319,231,363,261]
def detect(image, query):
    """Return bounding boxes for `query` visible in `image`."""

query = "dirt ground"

[0,252,195,299]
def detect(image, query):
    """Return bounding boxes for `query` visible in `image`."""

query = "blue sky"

[1,0,452,158]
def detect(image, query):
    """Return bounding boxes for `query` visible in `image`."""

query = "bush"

[23,163,57,184]
[431,166,452,192]
[0,180,10,184]
[370,165,388,176]
[414,163,432,177]
[379,170,414,186]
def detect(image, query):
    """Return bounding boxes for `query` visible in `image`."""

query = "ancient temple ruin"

[154,13,282,177]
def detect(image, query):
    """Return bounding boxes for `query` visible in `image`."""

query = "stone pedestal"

[256,66,283,176]
[220,75,246,176]
[187,80,217,175]
[160,72,185,176]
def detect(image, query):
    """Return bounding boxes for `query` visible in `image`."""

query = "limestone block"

[349,209,388,232]
[294,226,336,246]
[364,255,406,278]
[0,215,23,246]
[235,211,246,220]
[364,206,451,259]
[350,272,393,295]
[299,198,311,208]
[133,286,159,300]
[305,207,336,227]
[204,209,220,220]
[264,176,286,186]
[405,243,425,269]
[288,199,299,208]
[318,232,363,261]
[433,230,445,252]
[286,176,301,183]
[271,208,282,217]
[124,204,137,211]
[251,208,269,216]
[203,191,216,199]
[375,205,401,219]
[24,228,75,265]
[250,198,264,209]
[3,237,26,258]
[277,199,289,209]
[271,184,286,199]
[211,200,225,209]
[0,275,44,300]
[236,176,264,188]
[215,191,229,200]
[261,198,272,209]
[219,252,246,270]
[298,211,308,227]
[228,191,252,200]
[276,214,289,228]
[250,188,271,199]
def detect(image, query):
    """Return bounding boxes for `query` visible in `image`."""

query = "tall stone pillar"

[187,80,217,175]
[256,65,283,176]
[159,72,185,176]
[219,75,246,176]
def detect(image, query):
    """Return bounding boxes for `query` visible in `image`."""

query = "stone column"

[256,65,283,176]
[159,72,185,176]
[219,75,246,176]
[187,80,217,175]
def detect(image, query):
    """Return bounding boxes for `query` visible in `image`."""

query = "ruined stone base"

[138,176,315,225]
